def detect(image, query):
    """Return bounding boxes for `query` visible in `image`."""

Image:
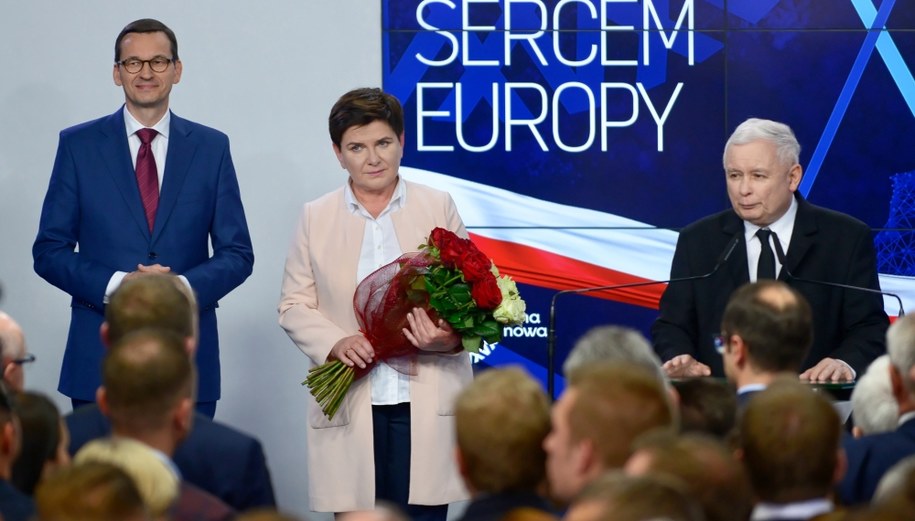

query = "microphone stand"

[546,233,741,399]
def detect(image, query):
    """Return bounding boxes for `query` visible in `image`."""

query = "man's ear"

[174,397,194,439]
[183,336,196,357]
[833,448,848,486]
[890,363,907,403]
[100,322,111,348]
[731,335,748,367]
[576,438,598,477]
[97,387,110,416]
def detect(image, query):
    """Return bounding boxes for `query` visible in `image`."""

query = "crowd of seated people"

[4,276,915,521]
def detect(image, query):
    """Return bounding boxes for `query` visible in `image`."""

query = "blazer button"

[148,252,158,259]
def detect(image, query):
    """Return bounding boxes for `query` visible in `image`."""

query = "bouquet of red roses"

[305,227,526,419]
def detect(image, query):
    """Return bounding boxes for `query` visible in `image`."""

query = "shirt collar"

[751,498,832,521]
[738,383,767,395]
[343,176,406,218]
[899,411,915,427]
[124,106,171,139]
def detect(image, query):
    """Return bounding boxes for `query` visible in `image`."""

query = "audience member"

[625,431,752,521]
[872,454,915,507]
[0,385,34,521]
[739,381,845,520]
[850,356,898,438]
[99,328,233,521]
[75,437,178,519]
[543,362,674,505]
[66,273,276,510]
[563,325,667,384]
[453,367,553,521]
[336,502,410,521]
[237,510,308,521]
[719,280,813,406]
[672,378,737,439]
[564,472,703,521]
[12,391,70,496]
[0,312,30,392]
[840,313,915,505]
[34,461,150,521]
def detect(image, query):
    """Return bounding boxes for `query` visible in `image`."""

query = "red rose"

[471,275,503,310]
[460,249,492,282]
[431,228,467,269]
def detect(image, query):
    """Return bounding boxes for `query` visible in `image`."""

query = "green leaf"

[461,335,482,353]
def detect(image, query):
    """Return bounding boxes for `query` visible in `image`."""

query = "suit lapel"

[99,107,150,238]
[153,112,195,242]
[720,211,750,285]
[783,195,817,278]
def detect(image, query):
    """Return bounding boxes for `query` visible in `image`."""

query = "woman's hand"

[403,307,461,353]
[329,334,375,369]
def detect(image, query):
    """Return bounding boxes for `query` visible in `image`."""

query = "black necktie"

[756,228,776,280]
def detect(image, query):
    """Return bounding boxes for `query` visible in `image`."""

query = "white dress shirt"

[744,195,797,282]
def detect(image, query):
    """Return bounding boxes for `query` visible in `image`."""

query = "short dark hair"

[115,18,179,62]
[104,328,194,433]
[721,280,812,373]
[105,274,197,346]
[328,88,404,148]
[36,461,147,521]
[673,378,737,439]
[12,391,62,495]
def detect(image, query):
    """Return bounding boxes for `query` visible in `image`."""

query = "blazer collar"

[99,107,150,238]
[152,112,194,241]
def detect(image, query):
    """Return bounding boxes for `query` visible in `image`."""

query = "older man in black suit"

[652,118,887,382]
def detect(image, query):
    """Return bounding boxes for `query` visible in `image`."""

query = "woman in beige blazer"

[278,88,471,518]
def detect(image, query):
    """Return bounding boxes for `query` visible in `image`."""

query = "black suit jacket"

[454,491,554,521]
[652,195,887,376]
[66,405,276,511]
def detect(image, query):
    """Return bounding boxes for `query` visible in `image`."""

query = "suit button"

[148,252,158,259]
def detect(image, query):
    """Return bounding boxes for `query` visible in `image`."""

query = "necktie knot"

[756,228,771,243]
[137,128,158,145]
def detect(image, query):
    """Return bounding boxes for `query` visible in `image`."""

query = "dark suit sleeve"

[181,139,254,309]
[236,438,277,509]
[827,224,887,374]
[651,231,700,361]
[33,132,118,308]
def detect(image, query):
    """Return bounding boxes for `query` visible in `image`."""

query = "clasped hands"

[123,263,172,281]
[330,308,460,369]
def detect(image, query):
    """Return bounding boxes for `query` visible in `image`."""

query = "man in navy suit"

[718,281,813,407]
[653,118,886,382]
[66,274,276,511]
[32,18,254,417]
[839,314,915,505]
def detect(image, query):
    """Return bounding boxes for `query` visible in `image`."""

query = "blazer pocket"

[307,393,351,429]
[436,352,472,416]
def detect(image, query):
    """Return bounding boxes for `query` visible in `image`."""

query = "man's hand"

[403,307,460,353]
[329,334,375,369]
[800,358,853,382]
[662,354,712,378]
[124,264,172,281]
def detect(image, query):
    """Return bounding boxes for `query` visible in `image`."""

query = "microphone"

[770,233,904,317]
[546,233,741,399]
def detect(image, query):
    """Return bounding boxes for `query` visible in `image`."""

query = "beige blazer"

[278,180,472,512]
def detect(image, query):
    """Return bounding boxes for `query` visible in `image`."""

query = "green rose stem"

[304,360,356,420]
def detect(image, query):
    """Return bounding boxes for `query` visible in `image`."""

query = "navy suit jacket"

[66,404,275,511]
[838,417,915,505]
[454,491,554,521]
[652,195,887,377]
[33,107,254,401]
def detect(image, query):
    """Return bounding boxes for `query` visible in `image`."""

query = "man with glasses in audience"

[717,281,813,407]
[33,18,254,418]
[0,312,34,392]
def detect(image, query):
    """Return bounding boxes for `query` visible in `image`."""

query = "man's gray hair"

[723,118,801,169]
[563,325,666,384]
[874,454,915,505]
[888,314,915,391]
[851,355,898,435]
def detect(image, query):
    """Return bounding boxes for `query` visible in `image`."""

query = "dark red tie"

[135,128,159,233]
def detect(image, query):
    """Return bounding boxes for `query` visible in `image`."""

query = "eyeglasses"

[713,333,729,355]
[117,57,174,74]
[12,354,35,366]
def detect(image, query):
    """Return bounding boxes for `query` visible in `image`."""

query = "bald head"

[0,312,27,391]
[721,280,812,374]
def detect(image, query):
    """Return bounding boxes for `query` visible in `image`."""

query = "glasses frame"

[12,353,35,366]
[117,57,174,74]
[713,333,729,355]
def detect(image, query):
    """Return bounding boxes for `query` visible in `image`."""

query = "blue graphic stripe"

[851,0,915,117]
[799,0,896,197]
